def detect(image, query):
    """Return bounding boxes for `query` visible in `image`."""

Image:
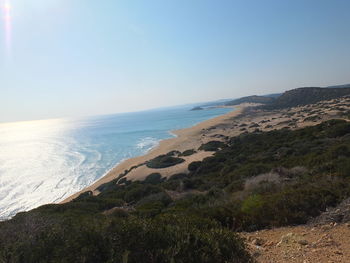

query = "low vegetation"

[225,95,276,106]
[198,140,226,151]
[146,155,185,169]
[179,149,196,156]
[1,119,350,262]
[263,87,350,110]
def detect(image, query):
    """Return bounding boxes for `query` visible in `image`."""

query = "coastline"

[62,105,244,203]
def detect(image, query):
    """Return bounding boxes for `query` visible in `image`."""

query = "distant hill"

[225,95,276,106]
[264,93,283,98]
[190,106,204,111]
[192,94,282,109]
[197,99,232,107]
[192,84,350,110]
[264,86,350,110]
[326,84,350,89]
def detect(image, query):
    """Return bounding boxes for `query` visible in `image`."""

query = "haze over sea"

[0,105,231,220]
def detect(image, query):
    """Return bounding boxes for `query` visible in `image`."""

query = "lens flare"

[1,0,12,56]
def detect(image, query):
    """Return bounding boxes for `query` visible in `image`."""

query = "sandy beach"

[63,96,350,203]
[62,105,245,202]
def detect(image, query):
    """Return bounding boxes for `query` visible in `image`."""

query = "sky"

[1,0,350,123]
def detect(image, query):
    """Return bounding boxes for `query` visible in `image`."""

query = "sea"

[0,105,232,220]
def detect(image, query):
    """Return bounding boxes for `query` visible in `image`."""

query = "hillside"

[264,86,350,110]
[1,117,349,262]
[225,95,276,106]
[0,94,349,262]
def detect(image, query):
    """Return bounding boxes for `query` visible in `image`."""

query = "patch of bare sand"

[62,105,246,202]
[125,151,213,181]
[62,96,350,203]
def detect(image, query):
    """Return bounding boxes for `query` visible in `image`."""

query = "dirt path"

[241,223,350,263]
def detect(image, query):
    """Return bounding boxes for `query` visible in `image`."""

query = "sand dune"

[62,105,244,202]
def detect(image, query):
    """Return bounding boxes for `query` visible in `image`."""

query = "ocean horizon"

[0,105,232,220]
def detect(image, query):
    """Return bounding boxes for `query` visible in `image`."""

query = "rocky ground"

[100,95,350,262]
[242,223,350,263]
[242,198,350,263]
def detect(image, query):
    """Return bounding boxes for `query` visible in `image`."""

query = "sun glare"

[1,0,12,56]
[4,2,10,10]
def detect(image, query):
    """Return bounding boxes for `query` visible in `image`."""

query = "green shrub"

[162,180,181,191]
[0,214,252,263]
[168,173,188,181]
[73,191,93,201]
[166,150,181,156]
[124,184,162,203]
[199,141,226,151]
[146,155,185,169]
[225,180,244,192]
[188,161,202,172]
[180,149,197,156]
[144,173,164,184]
[241,194,265,215]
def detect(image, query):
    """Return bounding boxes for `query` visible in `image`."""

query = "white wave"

[168,131,178,138]
[136,137,159,152]
[0,107,232,220]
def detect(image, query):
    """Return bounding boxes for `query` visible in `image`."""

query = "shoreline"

[62,105,244,203]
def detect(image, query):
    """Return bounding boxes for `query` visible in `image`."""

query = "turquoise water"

[0,105,232,220]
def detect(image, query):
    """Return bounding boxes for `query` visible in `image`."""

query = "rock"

[308,198,350,225]
[252,238,264,246]
[276,233,296,247]
[285,232,294,238]
[298,239,309,246]
[252,250,262,257]
[321,225,332,231]
[264,241,275,247]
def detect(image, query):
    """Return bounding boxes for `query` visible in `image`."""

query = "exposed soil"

[242,198,350,263]
[242,223,350,263]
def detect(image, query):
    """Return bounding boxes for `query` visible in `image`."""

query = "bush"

[0,214,252,263]
[162,180,182,191]
[146,155,185,169]
[124,184,162,203]
[168,173,188,181]
[166,150,181,156]
[180,149,197,156]
[107,216,252,263]
[241,194,265,215]
[199,141,226,151]
[144,173,164,184]
[188,161,202,172]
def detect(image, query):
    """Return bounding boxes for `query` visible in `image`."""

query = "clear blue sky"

[1,0,350,122]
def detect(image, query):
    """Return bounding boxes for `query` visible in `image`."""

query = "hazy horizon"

[1,0,350,123]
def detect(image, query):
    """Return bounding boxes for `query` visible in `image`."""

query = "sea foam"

[0,106,232,220]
